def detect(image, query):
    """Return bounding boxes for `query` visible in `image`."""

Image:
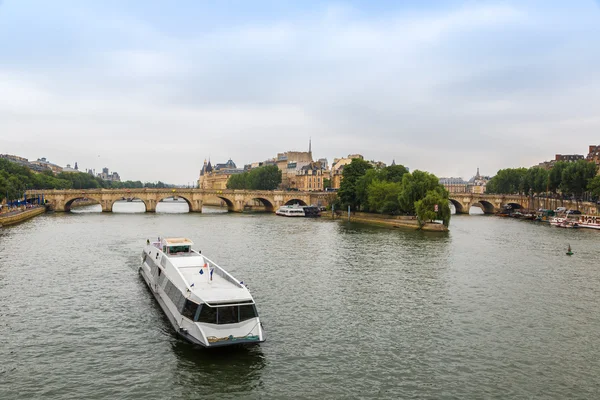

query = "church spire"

[309,137,312,154]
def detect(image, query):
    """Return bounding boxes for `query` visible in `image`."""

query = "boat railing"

[203,256,244,288]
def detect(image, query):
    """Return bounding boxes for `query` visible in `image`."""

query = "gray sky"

[1,0,599,184]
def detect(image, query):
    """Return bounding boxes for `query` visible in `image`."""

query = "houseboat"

[139,237,265,348]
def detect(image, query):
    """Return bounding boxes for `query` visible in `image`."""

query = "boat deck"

[171,256,252,304]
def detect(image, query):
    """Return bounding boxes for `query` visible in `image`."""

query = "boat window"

[168,245,190,254]
[217,306,239,324]
[197,305,217,324]
[239,305,258,322]
[181,300,199,320]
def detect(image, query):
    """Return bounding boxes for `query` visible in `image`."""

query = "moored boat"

[574,214,600,230]
[139,237,265,348]
[276,204,321,217]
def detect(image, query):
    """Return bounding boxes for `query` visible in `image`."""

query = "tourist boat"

[139,237,265,348]
[276,204,305,217]
[275,204,321,217]
[574,215,600,230]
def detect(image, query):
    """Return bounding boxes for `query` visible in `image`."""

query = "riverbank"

[0,206,46,227]
[322,211,448,231]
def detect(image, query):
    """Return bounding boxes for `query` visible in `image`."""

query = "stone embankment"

[322,211,448,231]
[0,206,46,227]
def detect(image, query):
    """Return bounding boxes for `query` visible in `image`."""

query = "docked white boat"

[275,204,305,217]
[275,204,321,217]
[139,237,265,348]
[574,215,600,230]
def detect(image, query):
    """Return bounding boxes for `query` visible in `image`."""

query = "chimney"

[555,154,561,161]
[590,145,596,154]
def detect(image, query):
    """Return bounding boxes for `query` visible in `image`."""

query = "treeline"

[486,160,600,201]
[335,159,451,227]
[0,159,174,202]
[227,165,282,190]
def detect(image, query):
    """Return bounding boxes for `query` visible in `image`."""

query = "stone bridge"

[28,188,335,213]
[449,193,598,215]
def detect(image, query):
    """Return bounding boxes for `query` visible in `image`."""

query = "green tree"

[227,173,248,189]
[226,165,281,190]
[549,161,567,194]
[338,158,373,210]
[381,164,409,183]
[486,168,527,194]
[588,175,600,199]
[355,169,385,212]
[323,178,331,189]
[415,190,451,227]
[367,180,402,214]
[398,170,443,214]
[247,165,281,190]
[560,160,598,206]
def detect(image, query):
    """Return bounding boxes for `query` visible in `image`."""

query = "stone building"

[198,158,243,189]
[30,157,63,174]
[537,153,585,170]
[439,177,468,193]
[294,161,325,191]
[586,145,600,170]
[330,154,364,189]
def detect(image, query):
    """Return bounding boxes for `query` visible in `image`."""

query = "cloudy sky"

[1,0,599,184]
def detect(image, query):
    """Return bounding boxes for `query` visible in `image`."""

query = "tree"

[338,158,373,210]
[486,168,527,194]
[381,164,409,183]
[398,170,443,214]
[549,161,567,194]
[588,175,600,199]
[560,160,598,206]
[227,173,248,189]
[247,165,282,190]
[415,190,451,227]
[355,169,385,212]
[323,178,331,189]
[367,180,402,214]
[226,165,282,190]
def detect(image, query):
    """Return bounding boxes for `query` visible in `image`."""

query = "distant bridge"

[449,193,598,215]
[28,188,335,213]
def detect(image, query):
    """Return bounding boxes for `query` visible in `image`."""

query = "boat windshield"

[196,304,258,324]
[168,245,190,254]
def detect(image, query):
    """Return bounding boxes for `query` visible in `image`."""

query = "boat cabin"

[158,237,194,255]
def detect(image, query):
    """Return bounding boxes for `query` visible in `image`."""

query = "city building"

[98,167,120,182]
[586,145,600,170]
[29,157,63,174]
[537,153,585,170]
[330,154,364,189]
[467,168,490,194]
[198,158,244,189]
[439,177,468,193]
[62,162,80,173]
[294,161,325,191]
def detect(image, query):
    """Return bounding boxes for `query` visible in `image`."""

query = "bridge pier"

[189,199,203,213]
[144,199,156,213]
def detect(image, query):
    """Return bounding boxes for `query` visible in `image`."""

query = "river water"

[0,202,598,399]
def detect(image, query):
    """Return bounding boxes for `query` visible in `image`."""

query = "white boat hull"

[139,258,265,348]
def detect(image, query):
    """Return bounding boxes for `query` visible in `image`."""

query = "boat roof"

[170,254,253,303]
[163,237,194,246]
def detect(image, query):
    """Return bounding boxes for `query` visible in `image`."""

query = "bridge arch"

[245,197,275,212]
[448,199,466,214]
[285,198,307,206]
[64,196,101,212]
[506,202,523,210]
[471,199,496,214]
[216,196,235,212]
[110,197,147,213]
[156,194,192,213]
